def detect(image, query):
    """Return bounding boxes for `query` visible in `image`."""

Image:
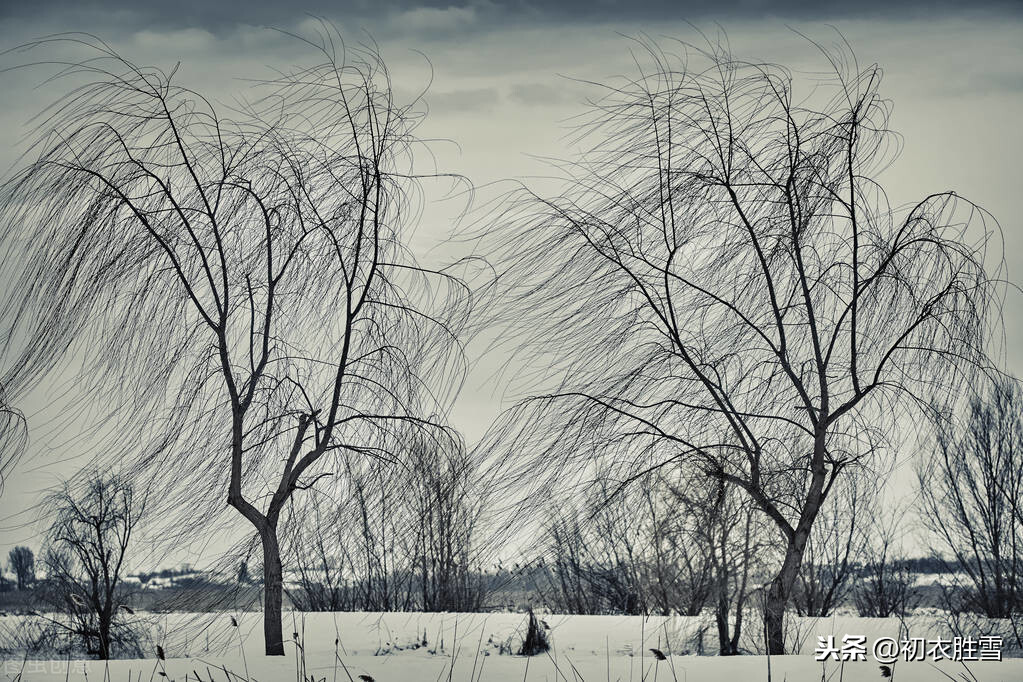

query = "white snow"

[1,611,1021,681]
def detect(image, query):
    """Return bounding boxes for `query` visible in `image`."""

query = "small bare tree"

[345,451,418,611]
[537,507,600,614]
[668,471,766,655]
[286,425,487,613]
[482,36,1001,653]
[285,497,356,612]
[536,487,646,615]
[918,375,1023,620]
[643,474,716,617]
[535,467,757,631]
[7,546,34,590]
[853,503,918,618]
[42,473,142,659]
[406,433,487,612]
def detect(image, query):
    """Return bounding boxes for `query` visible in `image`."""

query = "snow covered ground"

[2,611,1022,681]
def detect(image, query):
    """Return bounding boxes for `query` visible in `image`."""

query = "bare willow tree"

[919,375,1023,622]
[483,37,1001,653]
[0,29,470,655]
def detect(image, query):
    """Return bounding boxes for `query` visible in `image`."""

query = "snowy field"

[2,611,1022,681]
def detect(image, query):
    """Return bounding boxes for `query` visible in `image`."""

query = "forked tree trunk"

[259,527,285,656]
[716,589,739,655]
[228,414,301,657]
[764,511,817,654]
[762,434,828,655]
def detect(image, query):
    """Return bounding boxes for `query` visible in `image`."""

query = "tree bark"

[760,430,831,654]
[764,509,819,654]
[260,527,285,656]
[763,545,797,655]
[99,611,111,660]
[228,411,291,656]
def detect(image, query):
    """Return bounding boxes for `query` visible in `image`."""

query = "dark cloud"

[1,0,1021,34]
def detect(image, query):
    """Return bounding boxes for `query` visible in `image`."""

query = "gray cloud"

[1,0,1021,35]
[507,82,575,106]
[426,86,502,113]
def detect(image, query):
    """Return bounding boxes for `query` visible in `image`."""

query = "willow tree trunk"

[763,539,804,655]
[762,432,828,655]
[228,415,290,657]
[98,607,111,660]
[259,527,285,656]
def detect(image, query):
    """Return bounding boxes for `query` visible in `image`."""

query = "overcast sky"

[0,1,1021,561]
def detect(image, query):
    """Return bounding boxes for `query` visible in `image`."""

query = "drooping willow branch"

[0,26,477,652]
[474,35,1005,653]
